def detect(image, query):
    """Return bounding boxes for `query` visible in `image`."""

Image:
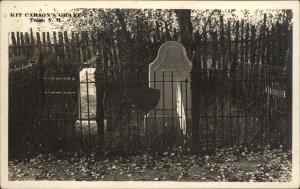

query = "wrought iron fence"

[8,13,292,158]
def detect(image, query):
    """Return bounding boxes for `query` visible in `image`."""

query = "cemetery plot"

[7,8,293,182]
[8,9,292,157]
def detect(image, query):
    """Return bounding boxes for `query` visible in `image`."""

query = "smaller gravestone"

[76,68,97,138]
[148,41,192,135]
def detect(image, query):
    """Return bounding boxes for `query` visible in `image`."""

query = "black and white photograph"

[0,1,299,188]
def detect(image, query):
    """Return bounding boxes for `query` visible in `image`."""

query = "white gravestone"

[149,41,192,135]
[76,68,108,139]
[76,68,97,137]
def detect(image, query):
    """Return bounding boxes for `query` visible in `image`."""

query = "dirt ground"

[9,147,291,182]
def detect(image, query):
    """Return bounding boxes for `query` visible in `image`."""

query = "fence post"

[190,52,201,153]
[94,51,105,155]
[285,30,292,150]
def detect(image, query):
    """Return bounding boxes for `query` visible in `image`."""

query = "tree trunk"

[175,9,194,59]
[115,9,131,43]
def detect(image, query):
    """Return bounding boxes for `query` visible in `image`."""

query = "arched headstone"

[149,41,192,135]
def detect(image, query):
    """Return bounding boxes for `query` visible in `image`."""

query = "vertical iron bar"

[154,70,157,151]
[180,81,183,142]
[229,77,232,146]
[61,70,66,148]
[237,78,240,145]
[21,66,26,151]
[185,78,188,143]
[135,69,139,148]
[205,89,208,148]
[37,69,41,148]
[246,66,249,146]
[79,69,83,147]
[46,69,50,149]
[54,70,59,150]
[221,72,224,146]
[86,71,91,148]
[213,74,216,149]
[171,70,174,145]
[162,70,165,148]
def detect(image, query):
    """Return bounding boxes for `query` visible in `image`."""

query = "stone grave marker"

[149,41,192,135]
[76,68,97,138]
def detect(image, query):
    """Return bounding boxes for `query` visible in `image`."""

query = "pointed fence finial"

[191,50,200,73]
[95,50,104,73]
